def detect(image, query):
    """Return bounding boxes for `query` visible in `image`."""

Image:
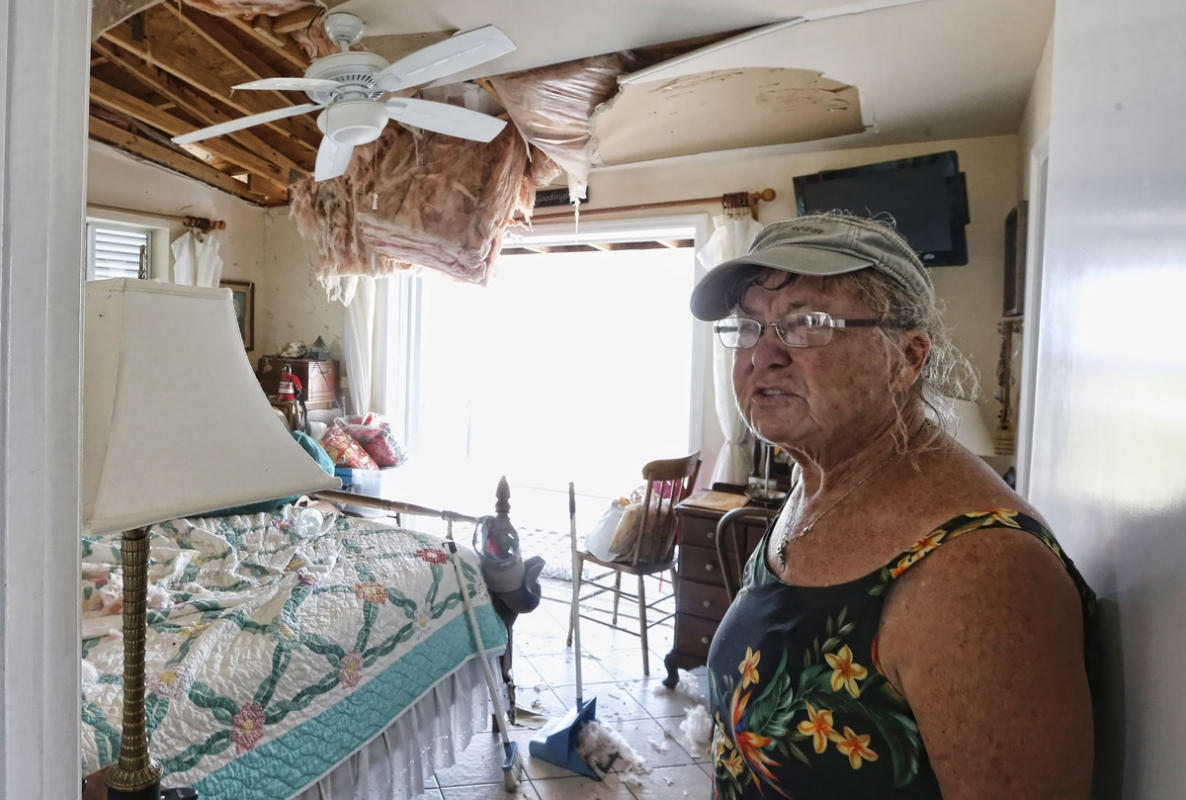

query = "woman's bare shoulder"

[875,523,1092,798]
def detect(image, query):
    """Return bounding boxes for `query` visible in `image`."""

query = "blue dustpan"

[528,483,601,779]
[528,696,599,779]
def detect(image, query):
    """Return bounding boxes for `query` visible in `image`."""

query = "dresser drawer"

[678,543,723,584]
[674,614,721,660]
[679,579,731,622]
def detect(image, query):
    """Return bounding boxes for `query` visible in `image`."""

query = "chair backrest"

[624,452,701,567]
[715,505,781,599]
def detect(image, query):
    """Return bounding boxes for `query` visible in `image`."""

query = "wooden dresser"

[662,497,776,687]
[257,357,340,410]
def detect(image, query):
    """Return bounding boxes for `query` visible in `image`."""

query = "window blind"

[88,224,150,280]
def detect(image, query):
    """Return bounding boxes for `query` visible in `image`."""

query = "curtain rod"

[528,187,776,222]
[88,203,227,231]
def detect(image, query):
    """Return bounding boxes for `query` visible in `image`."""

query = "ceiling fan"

[171,12,515,182]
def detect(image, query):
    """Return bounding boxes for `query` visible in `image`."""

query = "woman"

[691,213,1096,799]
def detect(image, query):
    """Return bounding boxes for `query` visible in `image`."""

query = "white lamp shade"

[83,280,340,534]
[949,398,995,457]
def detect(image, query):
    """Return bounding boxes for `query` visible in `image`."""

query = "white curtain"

[170,230,223,287]
[341,275,389,417]
[696,211,764,486]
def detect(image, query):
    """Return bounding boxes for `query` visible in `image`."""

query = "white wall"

[582,134,1020,480]
[86,142,346,368]
[1018,28,1054,199]
[1033,1,1186,795]
[257,208,345,363]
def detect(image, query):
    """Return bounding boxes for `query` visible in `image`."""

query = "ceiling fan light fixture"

[318,101,387,147]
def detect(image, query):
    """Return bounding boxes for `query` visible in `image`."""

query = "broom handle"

[569,482,583,704]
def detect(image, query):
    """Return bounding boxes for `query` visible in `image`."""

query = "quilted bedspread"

[80,507,506,799]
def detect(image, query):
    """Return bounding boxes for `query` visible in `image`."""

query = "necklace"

[776,448,903,572]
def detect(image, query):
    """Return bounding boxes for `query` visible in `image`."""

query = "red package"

[346,424,406,468]
[319,424,378,469]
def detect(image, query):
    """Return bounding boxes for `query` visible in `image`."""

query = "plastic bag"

[585,497,629,562]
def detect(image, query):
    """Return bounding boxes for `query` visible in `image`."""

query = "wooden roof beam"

[222,15,311,73]
[101,21,317,153]
[159,3,321,145]
[90,116,272,206]
[271,7,322,35]
[92,40,310,177]
[90,77,291,199]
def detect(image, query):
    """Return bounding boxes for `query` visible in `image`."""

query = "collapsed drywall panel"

[591,67,865,165]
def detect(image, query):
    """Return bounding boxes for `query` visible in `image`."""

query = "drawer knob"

[700,636,710,645]
[704,563,714,572]
[702,600,712,609]
[705,531,714,540]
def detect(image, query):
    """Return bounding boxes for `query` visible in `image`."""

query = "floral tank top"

[707,509,1098,799]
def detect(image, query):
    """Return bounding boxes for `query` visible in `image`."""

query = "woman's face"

[730,271,908,455]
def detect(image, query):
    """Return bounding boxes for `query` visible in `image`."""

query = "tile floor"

[416,575,715,799]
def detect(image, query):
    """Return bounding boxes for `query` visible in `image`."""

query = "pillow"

[345,423,406,467]
[209,431,336,516]
[319,423,378,469]
[292,429,336,475]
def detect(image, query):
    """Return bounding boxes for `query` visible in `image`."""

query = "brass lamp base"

[105,777,160,800]
[104,527,197,800]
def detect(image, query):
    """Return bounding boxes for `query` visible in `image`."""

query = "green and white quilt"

[81,507,506,799]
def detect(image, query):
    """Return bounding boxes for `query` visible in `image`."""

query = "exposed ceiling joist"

[89,77,290,200]
[221,15,312,73]
[100,21,315,155]
[159,4,322,146]
[90,116,268,205]
[92,39,310,178]
[271,6,323,35]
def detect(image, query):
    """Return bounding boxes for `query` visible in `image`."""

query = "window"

[385,217,708,523]
[85,222,151,280]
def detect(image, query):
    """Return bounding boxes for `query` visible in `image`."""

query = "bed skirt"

[292,654,495,799]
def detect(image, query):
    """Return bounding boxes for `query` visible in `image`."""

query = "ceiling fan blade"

[385,97,507,142]
[374,25,515,92]
[314,137,355,182]
[172,103,323,145]
[233,77,339,92]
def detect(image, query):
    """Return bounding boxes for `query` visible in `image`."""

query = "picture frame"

[220,279,255,349]
[1003,202,1028,317]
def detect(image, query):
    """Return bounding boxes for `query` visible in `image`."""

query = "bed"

[80,494,509,799]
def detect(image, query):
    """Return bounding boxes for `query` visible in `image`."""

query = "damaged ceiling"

[87,0,1053,285]
[89,0,1054,209]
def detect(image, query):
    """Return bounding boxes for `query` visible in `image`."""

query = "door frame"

[0,2,90,796]
[1014,133,1050,498]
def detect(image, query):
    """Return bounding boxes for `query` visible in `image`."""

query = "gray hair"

[833,268,979,450]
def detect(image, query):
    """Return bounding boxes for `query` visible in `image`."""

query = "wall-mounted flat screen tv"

[792,150,970,266]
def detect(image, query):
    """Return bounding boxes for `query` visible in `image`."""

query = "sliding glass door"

[389,228,703,523]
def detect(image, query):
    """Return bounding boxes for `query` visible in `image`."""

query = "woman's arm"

[878,528,1093,799]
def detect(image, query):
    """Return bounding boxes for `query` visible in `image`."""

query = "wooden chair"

[714,505,781,600]
[567,452,701,675]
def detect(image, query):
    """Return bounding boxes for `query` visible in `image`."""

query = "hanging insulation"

[290,122,541,288]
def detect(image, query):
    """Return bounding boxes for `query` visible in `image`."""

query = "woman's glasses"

[713,311,915,349]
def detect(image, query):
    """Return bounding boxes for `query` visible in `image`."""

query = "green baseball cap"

[690,213,934,321]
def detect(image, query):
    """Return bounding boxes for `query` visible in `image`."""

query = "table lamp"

[83,280,340,800]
